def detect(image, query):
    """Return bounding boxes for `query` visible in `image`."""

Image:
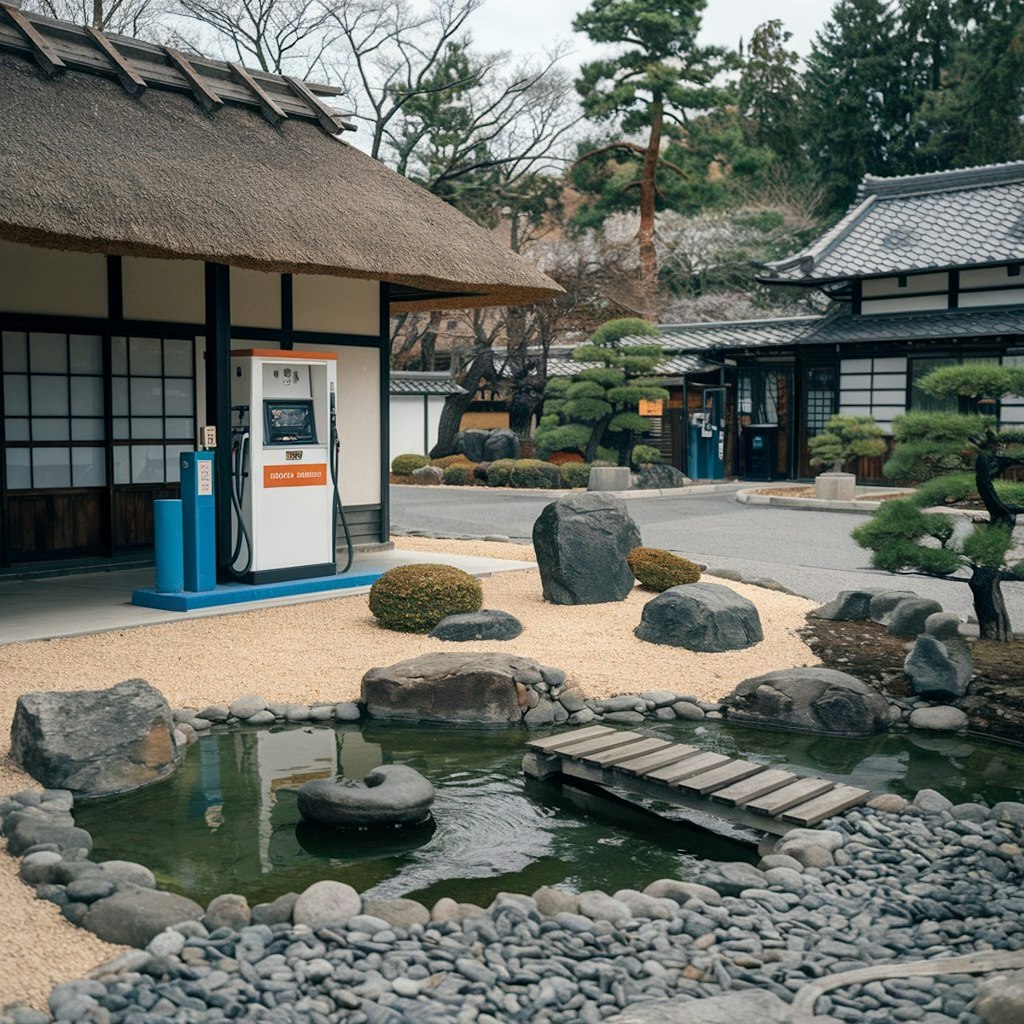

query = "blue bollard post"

[180,451,217,592]
[154,499,184,594]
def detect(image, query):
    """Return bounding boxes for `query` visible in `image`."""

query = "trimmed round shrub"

[559,462,592,488]
[548,450,585,466]
[442,463,476,485]
[369,564,483,633]
[508,459,560,488]
[473,461,491,482]
[627,547,702,592]
[431,454,473,470]
[487,459,517,486]
[391,453,430,476]
[631,444,662,467]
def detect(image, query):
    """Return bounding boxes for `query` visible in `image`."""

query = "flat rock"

[888,597,944,637]
[82,889,204,948]
[635,583,763,652]
[362,652,559,725]
[298,765,434,828]
[10,679,180,798]
[722,667,891,736]
[909,705,968,732]
[429,610,523,642]
[361,897,430,929]
[532,493,641,605]
[293,880,361,930]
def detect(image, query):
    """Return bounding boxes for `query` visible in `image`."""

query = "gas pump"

[687,387,726,479]
[227,350,353,583]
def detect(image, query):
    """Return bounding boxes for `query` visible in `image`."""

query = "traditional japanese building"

[0,6,558,570]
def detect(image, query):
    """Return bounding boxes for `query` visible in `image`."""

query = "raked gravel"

[0,537,817,1012]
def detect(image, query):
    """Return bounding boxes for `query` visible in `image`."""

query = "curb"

[391,482,749,500]
[735,488,907,514]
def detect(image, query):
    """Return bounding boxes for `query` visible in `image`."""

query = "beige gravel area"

[0,536,818,1010]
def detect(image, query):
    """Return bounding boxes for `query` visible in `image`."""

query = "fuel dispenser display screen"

[264,400,317,445]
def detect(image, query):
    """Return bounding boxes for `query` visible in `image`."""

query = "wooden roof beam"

[1,2,65,76]
[286,75,355,134]
[164,46,223,113]
[86,26,146,95]
[230,62,287,127]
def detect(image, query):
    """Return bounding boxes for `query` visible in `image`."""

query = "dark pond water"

[75,720,1024,909]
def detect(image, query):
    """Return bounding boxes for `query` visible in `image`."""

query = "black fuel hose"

[227,431,253,578]
[330,390,354,574]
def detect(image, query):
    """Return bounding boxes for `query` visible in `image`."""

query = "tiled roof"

[806,306,1024,345]
[762,161,1024,284]
[624,316,823,352]
[389,372,465,396]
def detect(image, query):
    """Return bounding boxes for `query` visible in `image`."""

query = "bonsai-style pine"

[853,364,1024,641]
[808,414,886,473]
[535,318,668,466]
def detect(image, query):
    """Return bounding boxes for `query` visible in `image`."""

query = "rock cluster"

[181,698,362,735]
[455,429,520,463]
[12,787,1024,1024]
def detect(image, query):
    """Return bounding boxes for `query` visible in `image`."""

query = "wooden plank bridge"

[524,725,871,840]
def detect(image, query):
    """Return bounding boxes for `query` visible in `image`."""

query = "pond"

[75,719,1024,909]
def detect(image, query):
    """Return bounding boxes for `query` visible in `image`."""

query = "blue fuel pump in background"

[180,451,217,592]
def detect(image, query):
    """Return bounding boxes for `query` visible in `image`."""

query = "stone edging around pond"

[4,786,1024,1023]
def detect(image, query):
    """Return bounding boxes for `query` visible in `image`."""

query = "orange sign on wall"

[263,464,327,488]
[638,399,664,416]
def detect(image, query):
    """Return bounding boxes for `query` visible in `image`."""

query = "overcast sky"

[469,0,830,68]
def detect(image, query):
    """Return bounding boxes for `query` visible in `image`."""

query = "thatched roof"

[0,29,561,312]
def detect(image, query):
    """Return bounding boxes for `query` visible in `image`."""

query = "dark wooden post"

[204,262,232,575]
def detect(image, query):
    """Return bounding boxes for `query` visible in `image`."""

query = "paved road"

[391,485,1024,624]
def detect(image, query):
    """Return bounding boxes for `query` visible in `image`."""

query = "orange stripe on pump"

[263,464,327,487]
[231,349,338,360]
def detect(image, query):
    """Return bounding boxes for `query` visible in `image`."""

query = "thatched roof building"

[0,9,560,312]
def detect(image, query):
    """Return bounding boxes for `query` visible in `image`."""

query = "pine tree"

[739,20,805,165]
[571,0,732,316]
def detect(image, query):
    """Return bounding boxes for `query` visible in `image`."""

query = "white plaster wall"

[337,347,381,505]
[959,288,1024,309]
[427,395,446,453]
[122,257,204,323]
[839,356,907,432]
[960,266,1022,289]
[862,272,948,297]
[390,396,426,461]
[862,294,949,315]
[231,267,281,329]
[0,240,107,318]
[293,275,379,336]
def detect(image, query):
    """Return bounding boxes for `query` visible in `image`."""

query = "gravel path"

[0,538,816,1013]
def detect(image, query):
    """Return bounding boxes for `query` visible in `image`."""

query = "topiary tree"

[534,318,669,465]
[368,564,483,633]
[852,364,1024,641]
[807,414,886,473]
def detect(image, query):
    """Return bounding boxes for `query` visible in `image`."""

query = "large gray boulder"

[635,583,763,652]
[429,610,523,642]
[298,765,435,828]
[904,634,972,700]
[10,679,181,798]
[532,493,641,605]
[888,597,944,637]
[455,429,490,463]
[722,667,891,736]
[869,590,919,625]
[811,589,887,621]
[82,888,203,948]
[361,652,556,725]
[483,428,520,462]
[631,464,689,490]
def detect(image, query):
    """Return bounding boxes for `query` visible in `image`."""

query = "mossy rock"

[369,564,483,633]
[627,547,702,592]
[391,453,430,476]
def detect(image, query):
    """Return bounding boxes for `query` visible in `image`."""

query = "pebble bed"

[4,788,1023,1023]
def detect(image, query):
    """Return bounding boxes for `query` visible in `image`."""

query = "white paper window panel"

[130,377,162,410]
[164,339,194,377]
[873,357,907,372]
[131,417,163,439]
[131,445,166,483]
[72,447,106,487]
[5,448,30,488]
[839,405,872,416]
[33,418,69,441]
[840,374,872,389]
[2,332,27,371]
[862,272,948,297]
[5,417,29,441]
[960,266,1020,289]
[113,446,130,484]
[112,378,128,415]
[872,373,907,389]
[70,336,103,374]
[30,376,68,416]
[129,338,162,375]
[165,417,194,439]
[841,359,873,373]
[71,376,104,416]
[111,337,127,375]
[164,379,193,416]
[958,288,1024,309]
[32,447,71,487]
[72,418,105,441]
[862,294,949,315]
[841,390,871,404]
[3,375,28,415]
[165,445,189,483]
[870,390,907,404]
[113,418,129,440]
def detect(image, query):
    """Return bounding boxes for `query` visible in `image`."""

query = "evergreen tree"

[571,0,732,316]
[739,20,805,165]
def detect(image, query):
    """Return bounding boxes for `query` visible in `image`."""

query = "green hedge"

[560,463,592,488]
[391,453,430,476]
[442,464,476,485]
